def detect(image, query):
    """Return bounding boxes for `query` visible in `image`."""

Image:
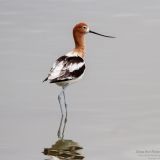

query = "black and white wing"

[43,55,85,83]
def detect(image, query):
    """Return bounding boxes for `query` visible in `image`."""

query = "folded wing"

[44,55,85,83]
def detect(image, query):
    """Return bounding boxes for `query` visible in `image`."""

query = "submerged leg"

[57,90,64,138]
[62,86,68,139]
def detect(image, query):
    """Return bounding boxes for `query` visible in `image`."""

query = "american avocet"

[43,22,115,138]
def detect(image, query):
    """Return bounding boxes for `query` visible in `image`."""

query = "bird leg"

[62,87,68,139]
[57,90,64,139]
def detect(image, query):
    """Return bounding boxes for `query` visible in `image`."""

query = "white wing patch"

[48,61,64,80]
[68,62,84,72]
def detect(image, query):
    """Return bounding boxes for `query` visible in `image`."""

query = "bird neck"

[73,32,85,58]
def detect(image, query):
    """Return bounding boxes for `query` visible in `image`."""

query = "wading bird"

[43,22,115,138]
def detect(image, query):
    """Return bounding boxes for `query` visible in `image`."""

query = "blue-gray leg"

[62,87,68,139]
[57,90,64,138]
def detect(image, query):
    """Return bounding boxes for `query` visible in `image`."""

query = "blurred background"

[0,0,160,160]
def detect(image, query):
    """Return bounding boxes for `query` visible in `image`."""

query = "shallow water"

[0,0,160,160]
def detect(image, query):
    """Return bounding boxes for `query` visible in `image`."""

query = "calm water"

[0,0,160,160]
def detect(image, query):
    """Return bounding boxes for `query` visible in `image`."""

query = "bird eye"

[83,26,87,29]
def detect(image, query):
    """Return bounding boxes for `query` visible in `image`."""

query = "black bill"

[89,30,116,38]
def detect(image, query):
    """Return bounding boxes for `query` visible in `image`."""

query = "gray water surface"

[0,0,160,160]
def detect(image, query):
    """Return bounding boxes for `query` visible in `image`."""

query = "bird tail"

[43,77,48,82]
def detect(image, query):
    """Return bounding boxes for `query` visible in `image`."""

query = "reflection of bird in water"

[42,139,84,160]
[43,22,115,138]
